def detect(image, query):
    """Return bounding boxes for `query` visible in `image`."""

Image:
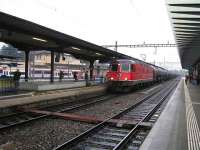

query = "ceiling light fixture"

[32,37,47,42]
[96,53,103,56]
[72,46,81,51]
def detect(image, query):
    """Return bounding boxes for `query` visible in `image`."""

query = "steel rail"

[113,80,178,150]
[0,94,116,130]
[53,80,175,150]
[0,81,164,131]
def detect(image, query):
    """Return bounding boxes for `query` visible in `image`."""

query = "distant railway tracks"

[54,79,179,150]
[0,94,117,130]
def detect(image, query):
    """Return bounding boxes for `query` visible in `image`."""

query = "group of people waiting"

[12,69,92,87]
[185,74,200,85]
[59,70,90,86]
[58,70,88,81]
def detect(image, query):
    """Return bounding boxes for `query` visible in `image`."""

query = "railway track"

[0,94,117,130]
[54,79,179,150]
[0,81,165,131]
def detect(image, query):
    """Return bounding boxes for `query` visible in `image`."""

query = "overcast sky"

[0,0,182,69]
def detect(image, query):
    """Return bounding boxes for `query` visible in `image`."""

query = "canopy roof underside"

[167,0,200,68]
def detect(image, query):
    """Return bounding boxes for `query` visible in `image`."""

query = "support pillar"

[50,51,54,83]
[25,50,29,82]
[89,60,94,81]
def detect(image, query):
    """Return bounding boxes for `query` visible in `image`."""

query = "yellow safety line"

[184,82,200,150]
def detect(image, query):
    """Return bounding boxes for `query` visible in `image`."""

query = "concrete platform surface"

[0,85,105,109]
[19,80,87,91]
[0,92,33,100]
[140,78,200,150]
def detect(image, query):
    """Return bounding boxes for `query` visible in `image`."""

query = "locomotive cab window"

[131,64,135,72]
[110,64,118,71]
[121,64,130,72]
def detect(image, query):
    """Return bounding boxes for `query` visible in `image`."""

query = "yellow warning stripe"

[184,82,200,150]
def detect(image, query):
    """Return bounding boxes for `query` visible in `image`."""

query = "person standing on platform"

[189,74,192,83]
[13,69,21,88]
[59,70,64,82]
[185,75,189,84]
[73,72,78,81]
[85,70,89,86]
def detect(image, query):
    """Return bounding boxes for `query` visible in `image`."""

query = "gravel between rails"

[0,119,93,150]
[69,92,146,119]
[0,85,161,150]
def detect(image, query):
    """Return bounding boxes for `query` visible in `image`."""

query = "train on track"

[106,59,177,92]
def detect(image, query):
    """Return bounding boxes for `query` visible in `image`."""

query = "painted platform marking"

[184,83,200,150]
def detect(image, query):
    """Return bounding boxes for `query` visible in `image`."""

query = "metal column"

[50,51,54,83]
[25,50,29,82]
[89,60,94,80]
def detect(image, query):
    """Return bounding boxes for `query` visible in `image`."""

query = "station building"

[0,50,109,80]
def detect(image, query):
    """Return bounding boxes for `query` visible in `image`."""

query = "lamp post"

[65,54,70,79]
[68,59,69,79]
[153,47,157,65]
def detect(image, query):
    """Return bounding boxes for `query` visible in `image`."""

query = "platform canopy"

[167,0,200,69]
[0,11,132,62]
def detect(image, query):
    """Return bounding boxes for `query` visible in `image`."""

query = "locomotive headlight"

[125,77,128,80]
[110,77,114,80]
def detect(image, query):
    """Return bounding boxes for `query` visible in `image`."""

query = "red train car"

[106,59,154,91]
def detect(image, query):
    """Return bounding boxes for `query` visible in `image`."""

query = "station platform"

[140,78,200,150]
[18,80,101,91]
[0,85,105,116]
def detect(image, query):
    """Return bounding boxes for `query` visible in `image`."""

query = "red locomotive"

[106,59,174,92]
